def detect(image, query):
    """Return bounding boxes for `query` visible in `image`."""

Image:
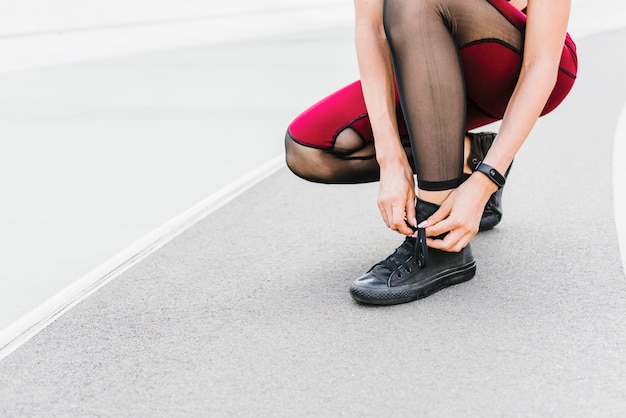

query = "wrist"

[474,161,506,189]
[469,170,500,197]
[376,149,409,168]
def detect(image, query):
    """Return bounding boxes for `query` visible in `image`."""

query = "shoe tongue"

[416,198,440,224]
[390,237,415,262]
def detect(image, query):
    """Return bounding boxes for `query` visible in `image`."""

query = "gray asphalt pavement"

[1,28,625,417]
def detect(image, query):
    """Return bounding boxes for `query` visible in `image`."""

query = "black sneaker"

[349,200,476,305]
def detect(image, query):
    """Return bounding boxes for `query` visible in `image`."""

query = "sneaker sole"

[349,261,477,305]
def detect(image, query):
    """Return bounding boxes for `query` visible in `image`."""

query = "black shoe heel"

[467,131,513,231]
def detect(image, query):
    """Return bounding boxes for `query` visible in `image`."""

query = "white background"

[0,0,353,72]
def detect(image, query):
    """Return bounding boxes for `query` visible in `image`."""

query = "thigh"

[288,80,408,151]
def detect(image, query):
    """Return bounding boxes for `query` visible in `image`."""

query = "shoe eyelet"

[405,267,412,273]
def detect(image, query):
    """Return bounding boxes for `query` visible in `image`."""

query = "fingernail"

[418,220,428,228]
[412,217,418,228]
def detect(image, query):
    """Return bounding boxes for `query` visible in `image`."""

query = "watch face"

[477,162,505,187]
[490,168,504,184]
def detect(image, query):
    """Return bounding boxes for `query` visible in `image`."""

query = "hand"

[377,160,416,235]
[420,173,497,252]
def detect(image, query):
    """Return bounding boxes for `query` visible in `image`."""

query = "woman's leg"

[382,0,527,204]
[285,130,379,184]
[285,81,412,184]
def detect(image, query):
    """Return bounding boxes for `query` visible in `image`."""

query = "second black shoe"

[467,131,513,232]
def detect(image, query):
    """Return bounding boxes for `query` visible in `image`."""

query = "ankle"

[463,135,473,174]
[417,189,451,205]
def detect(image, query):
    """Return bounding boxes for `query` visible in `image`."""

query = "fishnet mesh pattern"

[383,0,522,190]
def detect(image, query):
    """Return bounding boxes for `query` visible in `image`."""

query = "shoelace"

[415,227,428,268]
[380,228,428,278]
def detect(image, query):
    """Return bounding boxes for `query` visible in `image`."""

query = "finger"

[379,201,404,233]
[378,202,392,229]
[427,237,456,252]
[427,229,473,252]
[397,223,415,235]
[405,196,417,230]
[392,205,415,235]
[425,217,454,238]
[427,235,464,252]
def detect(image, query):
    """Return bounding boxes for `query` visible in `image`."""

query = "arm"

[355,0,416,235]
[482,0,571,175]
[426,0,571,251]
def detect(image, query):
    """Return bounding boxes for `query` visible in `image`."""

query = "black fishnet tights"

[384,0,522,190]
[285,129,413,184]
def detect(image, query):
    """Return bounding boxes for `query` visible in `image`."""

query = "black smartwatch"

[475,161,506,188]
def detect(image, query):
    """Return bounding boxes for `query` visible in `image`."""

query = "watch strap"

[475,161,506,188]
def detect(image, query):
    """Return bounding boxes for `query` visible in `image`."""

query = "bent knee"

[284,131,326,183]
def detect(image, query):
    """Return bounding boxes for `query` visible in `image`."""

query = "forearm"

[483,0,570,176]
[482,61,559,175]
[354,10,405,167]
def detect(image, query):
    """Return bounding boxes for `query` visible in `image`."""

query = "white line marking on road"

[0,156,286,361]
